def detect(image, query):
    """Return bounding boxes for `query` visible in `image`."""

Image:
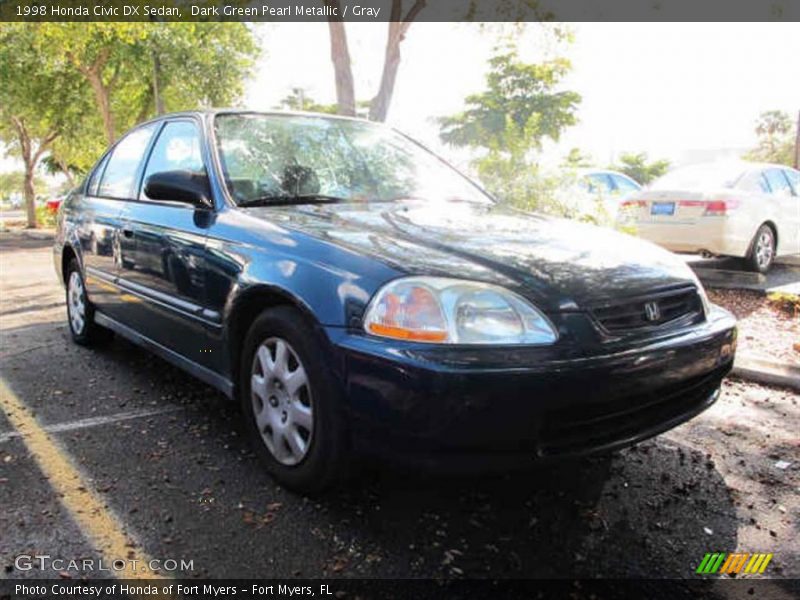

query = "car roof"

[578,168,640,181]
[140,108,374,126]
[674,159,793,173]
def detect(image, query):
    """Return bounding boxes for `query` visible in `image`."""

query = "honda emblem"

[644,301,661,322]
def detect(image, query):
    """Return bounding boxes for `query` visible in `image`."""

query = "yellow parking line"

[0,377,164,579]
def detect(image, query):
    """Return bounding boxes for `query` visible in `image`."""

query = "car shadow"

[687,254,800,292]
[321,440,739,579]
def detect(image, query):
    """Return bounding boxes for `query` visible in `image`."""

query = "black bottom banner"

[2,579,798,600]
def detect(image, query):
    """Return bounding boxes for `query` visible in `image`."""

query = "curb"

[693,267,765,288]
[732,355,800,391]
[0,228,55,240]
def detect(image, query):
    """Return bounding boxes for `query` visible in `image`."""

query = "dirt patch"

[708,289,800,366]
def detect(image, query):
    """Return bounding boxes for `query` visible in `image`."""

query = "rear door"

[764,168,800,255]
[79,124,158,320]
[787,168,800,254]
[117,118,215,366]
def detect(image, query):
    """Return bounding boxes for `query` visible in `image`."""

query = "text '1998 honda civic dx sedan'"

[54,110,737,492]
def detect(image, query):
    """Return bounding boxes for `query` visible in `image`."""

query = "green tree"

[275,88,339,114]
[744,110,795,166]
[439,51,580,158]
[142,23,260,116]
[562,147,593,168]
[36,23,259,145]
[36,23,148,145]
[437,50,580,211]
[0,24,87,227]
[0,171,46,202]
[608,152,670,185]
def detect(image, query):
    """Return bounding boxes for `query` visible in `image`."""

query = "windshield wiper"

[237,194,348,207]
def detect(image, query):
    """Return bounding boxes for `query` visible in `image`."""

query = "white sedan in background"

[619,161,800,272]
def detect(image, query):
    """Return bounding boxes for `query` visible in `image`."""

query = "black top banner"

[2,0,800,22]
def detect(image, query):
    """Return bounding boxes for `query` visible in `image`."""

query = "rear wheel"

[65,259,113,345]
[240,306,348,494]
[745,224,775,273]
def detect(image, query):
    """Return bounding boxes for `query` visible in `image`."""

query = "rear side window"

[763,168,793,197]
[97,124,157,199]
[87,154,110,197]
[736,170,770,193]
[140,121,205,201]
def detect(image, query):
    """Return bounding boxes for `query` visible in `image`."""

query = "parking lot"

[1,231,798,584]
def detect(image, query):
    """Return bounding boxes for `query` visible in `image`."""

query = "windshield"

[650,163,745,190]
[214,114,491,206]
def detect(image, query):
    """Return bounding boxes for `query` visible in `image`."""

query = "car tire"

[745,224,776,273]
[65,258,113,345]
[240,306,349,494]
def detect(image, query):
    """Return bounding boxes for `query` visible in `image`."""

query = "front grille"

[539,368,725,456]
[590,286,703,334]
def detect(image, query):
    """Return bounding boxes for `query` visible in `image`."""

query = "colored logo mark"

[696,553,773,575]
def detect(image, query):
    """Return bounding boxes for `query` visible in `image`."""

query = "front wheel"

[240,306,348,494]
[65,259,113,345]
[745,224,775,273]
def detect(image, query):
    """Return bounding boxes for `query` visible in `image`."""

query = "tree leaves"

[608,153,671,185]
[744,110,796,167]
[438,50,580,158]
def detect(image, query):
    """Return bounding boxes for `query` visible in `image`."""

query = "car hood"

[245,200,698,310]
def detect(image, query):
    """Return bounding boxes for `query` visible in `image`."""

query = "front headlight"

[363,277,558,345]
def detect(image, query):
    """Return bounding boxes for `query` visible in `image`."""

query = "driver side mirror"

[144,170,212,208]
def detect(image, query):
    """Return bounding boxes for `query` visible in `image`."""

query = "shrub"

[767,291,800,317]
[35,205,56,228]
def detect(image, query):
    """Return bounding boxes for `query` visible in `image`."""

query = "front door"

[117,119,215,367]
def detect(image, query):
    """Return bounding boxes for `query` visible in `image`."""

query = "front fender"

[53,209,84,287]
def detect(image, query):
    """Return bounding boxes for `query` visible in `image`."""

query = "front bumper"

[325,306,737,469]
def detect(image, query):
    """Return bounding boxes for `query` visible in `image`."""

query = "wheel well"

[227,287,316,393]
[61,245,77,284]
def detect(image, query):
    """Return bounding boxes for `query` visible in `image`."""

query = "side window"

[763,168,793,197]
[87,154,110,197]
[611,174,640,193]
[736,170,770,193]
[783,169,799,196]
[140,121,205,201]
[97,125,157,199]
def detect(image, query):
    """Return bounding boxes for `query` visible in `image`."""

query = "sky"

[3,22,799,179]
[246,22,800,168]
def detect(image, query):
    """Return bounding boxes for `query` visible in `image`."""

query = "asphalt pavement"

[1,231,797,585]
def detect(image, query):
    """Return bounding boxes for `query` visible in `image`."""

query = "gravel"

[708,288,799,365]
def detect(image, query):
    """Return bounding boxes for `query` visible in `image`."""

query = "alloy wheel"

[68,271,86,335]
[250,337,314,466]
[755,230,774,270]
